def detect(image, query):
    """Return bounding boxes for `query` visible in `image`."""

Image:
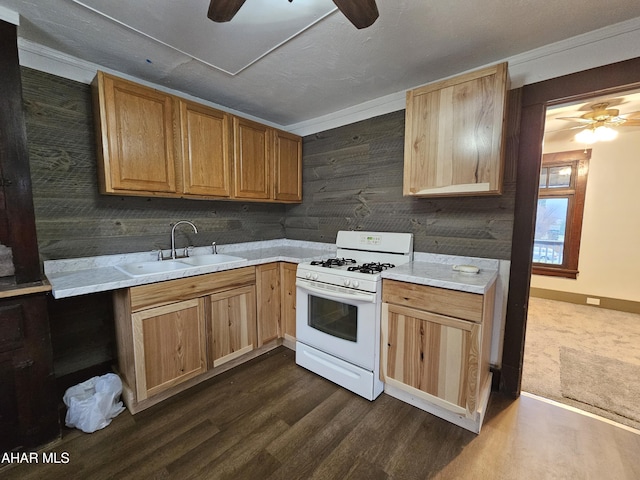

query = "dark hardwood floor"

[3,347,639,479]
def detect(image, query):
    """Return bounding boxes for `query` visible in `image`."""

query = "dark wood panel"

[0,22,41,282]
[0,293,59,451]
[2,348,639,479]
[288,110,516,260]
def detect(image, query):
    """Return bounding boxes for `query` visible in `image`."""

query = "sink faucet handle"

[211,242,217,254]
[184,246,194,257]
[153,249,163,261]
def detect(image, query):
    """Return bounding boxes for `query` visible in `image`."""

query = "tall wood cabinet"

[404,62,508,197]
[0,20,59,450]
[381,279,495,433]
[93,71,302,203]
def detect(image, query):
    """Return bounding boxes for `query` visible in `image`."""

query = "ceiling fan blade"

[332,0,379,29]
[208,0,247,22]
[554,116,593,123]
[621,119,640,126]
[545,124,589,133]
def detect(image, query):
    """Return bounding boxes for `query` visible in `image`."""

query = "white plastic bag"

[63,373,126,433]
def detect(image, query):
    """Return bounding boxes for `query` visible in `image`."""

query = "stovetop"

[296,231,414,293]
[309,258,396,274]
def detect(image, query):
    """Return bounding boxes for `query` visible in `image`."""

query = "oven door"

[295,278,379,371]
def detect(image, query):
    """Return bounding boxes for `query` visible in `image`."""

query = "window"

[532,149,590,278]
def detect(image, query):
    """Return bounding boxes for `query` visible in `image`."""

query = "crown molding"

[0,6,20,25]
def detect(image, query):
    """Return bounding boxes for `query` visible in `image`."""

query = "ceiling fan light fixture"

[575,125,618,144]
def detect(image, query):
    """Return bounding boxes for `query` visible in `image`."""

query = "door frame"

[501,56,640,396]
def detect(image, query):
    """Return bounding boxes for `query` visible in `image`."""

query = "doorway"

[519,90,640,429]
[501,56,640,401]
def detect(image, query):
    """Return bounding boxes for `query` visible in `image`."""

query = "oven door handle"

[296,280,377,304]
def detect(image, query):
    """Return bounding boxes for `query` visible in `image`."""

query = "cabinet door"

[273,129,302,202]
[403,62,507,197]
[209,285,256,367]
[179,99,231,197]
[132,298,206,400]
[95,72,177,194]
[256,263,281,346]
[232,117,271,200]
[0,294,59,450]
[280,262,297,342]
[381,302,480,417]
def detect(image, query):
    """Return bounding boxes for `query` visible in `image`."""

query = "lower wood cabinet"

[256,263,281,346]
[381,279,495,433]
[131,298,207,401]
[255,262,298,348]
[113,263,296,413]
[114,266,258,413]
[280,262,297,345]
[209,285,256,367]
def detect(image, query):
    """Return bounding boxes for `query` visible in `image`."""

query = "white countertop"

[381,259,497,295]
[44,240,334,299]
[44,240,498,299]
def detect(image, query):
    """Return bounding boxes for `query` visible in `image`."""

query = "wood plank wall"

[287,105,518,260]
[21,68,286,262]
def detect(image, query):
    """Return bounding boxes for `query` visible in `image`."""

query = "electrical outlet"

[586,297,601,306]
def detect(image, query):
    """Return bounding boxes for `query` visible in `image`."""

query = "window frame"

[532,149,590,279]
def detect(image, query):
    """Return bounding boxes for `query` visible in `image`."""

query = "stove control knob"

[311,273,319,281]
[305,273,312,279]
[353,281,360,288]
[343,279,351,287]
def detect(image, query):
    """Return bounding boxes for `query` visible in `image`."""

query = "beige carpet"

[522,297,640,430]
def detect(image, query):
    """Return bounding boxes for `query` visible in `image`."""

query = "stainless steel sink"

[114,260,191,277]
[114,255,246,277]
[178,254,245,267]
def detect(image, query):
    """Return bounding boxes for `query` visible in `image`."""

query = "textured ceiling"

[3,0,640,127]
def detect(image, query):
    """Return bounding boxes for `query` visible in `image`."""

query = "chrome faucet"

[170,221,198,259]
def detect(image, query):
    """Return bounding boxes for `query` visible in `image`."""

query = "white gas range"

[295,231,413,400]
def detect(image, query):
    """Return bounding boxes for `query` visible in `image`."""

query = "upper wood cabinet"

[178,99,231,198]
[232,117,271,200]
[93,72,177,194]
[403,63,508,197]
[273,129,302,202]
[93,71,302,203]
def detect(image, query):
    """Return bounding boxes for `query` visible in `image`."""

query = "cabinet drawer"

[382,279,483,323]
[130,266,256,312]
